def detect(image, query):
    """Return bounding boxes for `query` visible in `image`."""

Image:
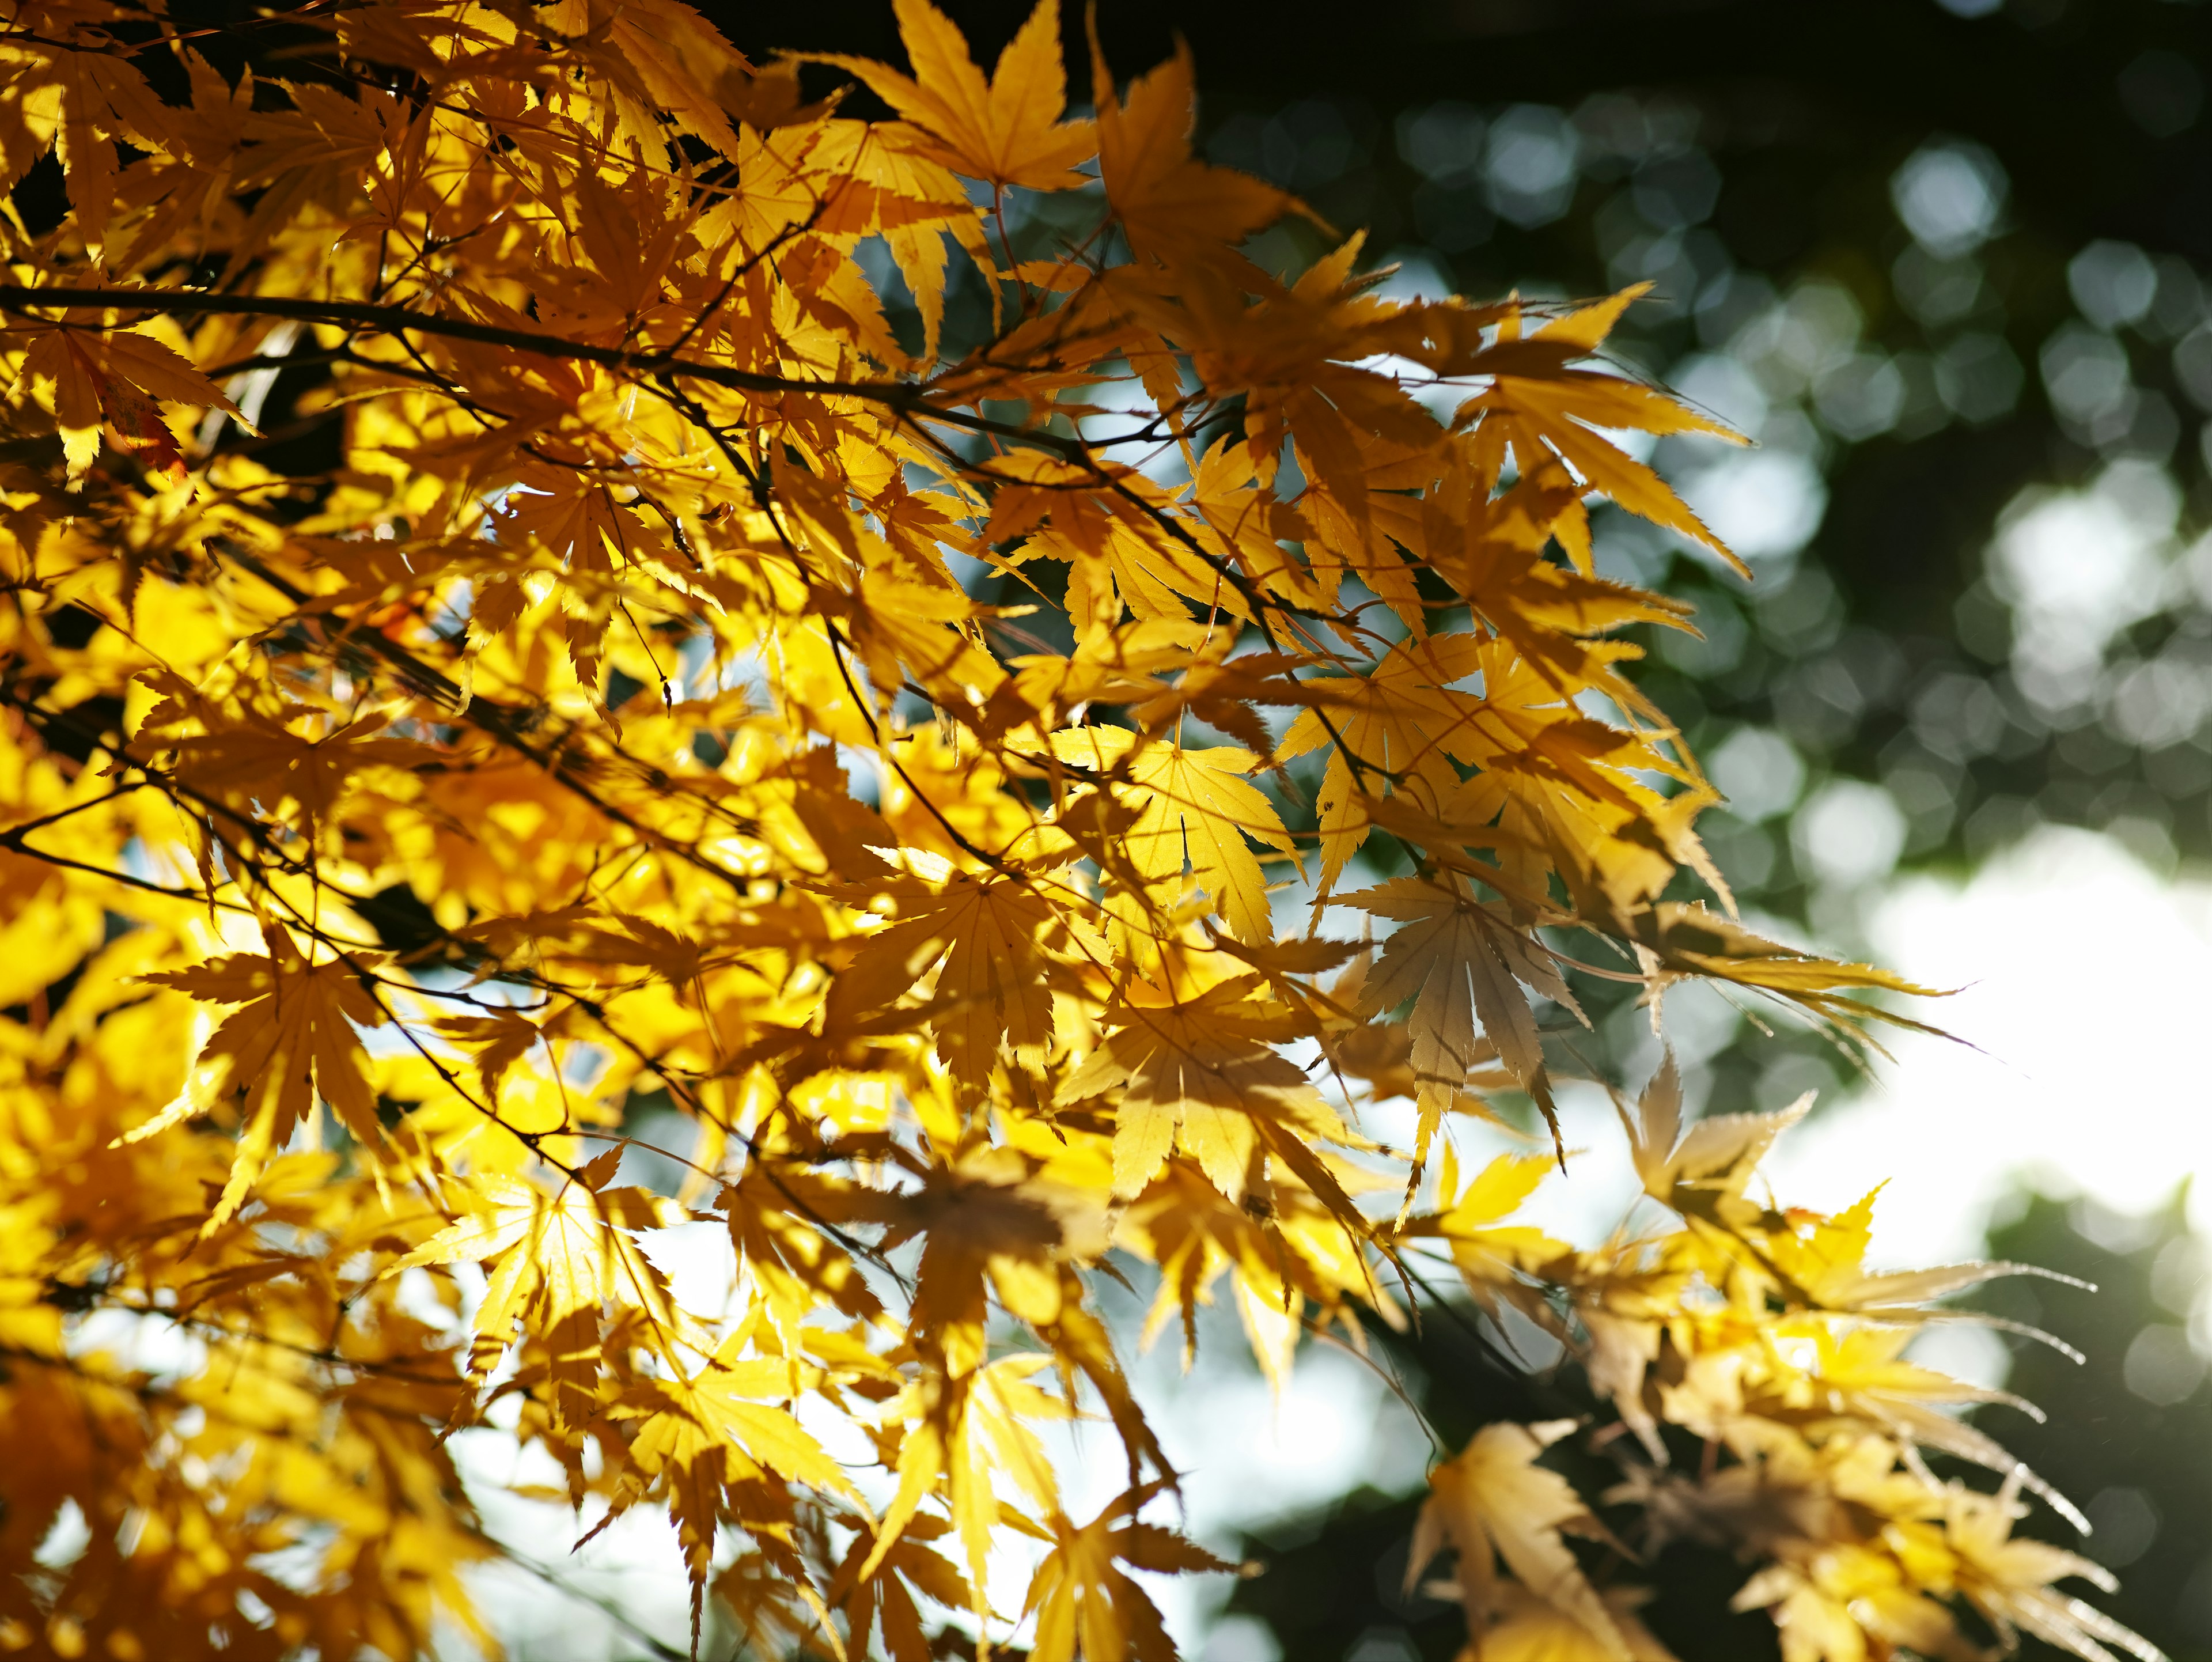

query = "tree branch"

[0,284,1088,457]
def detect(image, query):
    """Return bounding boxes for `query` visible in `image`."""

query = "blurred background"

[525,0,2212,1655]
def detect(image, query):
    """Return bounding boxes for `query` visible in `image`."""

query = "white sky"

[1770,825,2212,1262]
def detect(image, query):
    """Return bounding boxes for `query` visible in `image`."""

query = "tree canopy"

[0,3,2162,1660]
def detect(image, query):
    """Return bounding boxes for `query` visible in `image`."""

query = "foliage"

[0,3,2160,1660]
[1160,13,2212,1134]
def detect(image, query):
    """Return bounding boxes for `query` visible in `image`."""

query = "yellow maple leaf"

[831,851,1097,1086]
[17,319,244,478]
[1046,725,1295,942]
[1616,1050,1811,1231]
[1945,1472,2163,1662]
[1024,1481,1234,1662]
[1058,987,1366,1202]
[1345,873,1584,1159]
[387,1155,688,1392]
[1086,26,1305,268]
[1410,1420,1633,1662]
[131,933,387,1231]
[1276,633,1492,897]
[865,1354,1075,1621]
[1400,1145,1570,1313]
[821,0,1096,191]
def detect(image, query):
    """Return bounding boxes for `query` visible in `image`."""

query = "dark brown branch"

[0,284,1088,458]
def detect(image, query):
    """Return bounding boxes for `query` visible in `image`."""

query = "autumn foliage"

[0,3,2164,1661]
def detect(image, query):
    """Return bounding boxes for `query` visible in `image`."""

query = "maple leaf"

[1344,873,1585,1160]
[609,1333,868,1645]
[1086,26,1306,269]
[1408,1420,1633,1662]
[1459,287,1750,575]
[588,0,763,160]
[1399,1145,1570,1315]
[820,0,1096,190]
[1616,1050,1812,1232]
[1276,633,1491,898]
[156,706,415,837]
[830,849,1098,1086]
[881,1145,1110,1373]
[1024,1481,1235,1662]
[1784,1323,2090,1535]
[1760,1183,2078,1330]
[1413,464,1697,697]
[1046,726,1296,942]
[131,933,388,1231]
[1630,903,1949,1047]
[387,1154,688,1399]
[5,46,169,266]
[828,1511,972,1662]
[1118,1157,1384,1387]
[1479,1585,1683,1662]
[17,320,244,478]
[717,1163,889,1361]
[1057,985,1368,1203]
[866,1353,1077,1621]
[1730,1558,1965,1662]
[1945,1472,2165,1662]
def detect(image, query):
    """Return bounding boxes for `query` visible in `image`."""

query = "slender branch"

[0,285,1089,457]
[469,1532,691,1662]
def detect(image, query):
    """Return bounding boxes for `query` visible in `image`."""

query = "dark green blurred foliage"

[1967,1189,2212,1661]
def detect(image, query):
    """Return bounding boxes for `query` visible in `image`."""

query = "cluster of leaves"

[0,2,2159,1659]
[1168,18,2212,1139]
[1400,1070,2160,1662]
